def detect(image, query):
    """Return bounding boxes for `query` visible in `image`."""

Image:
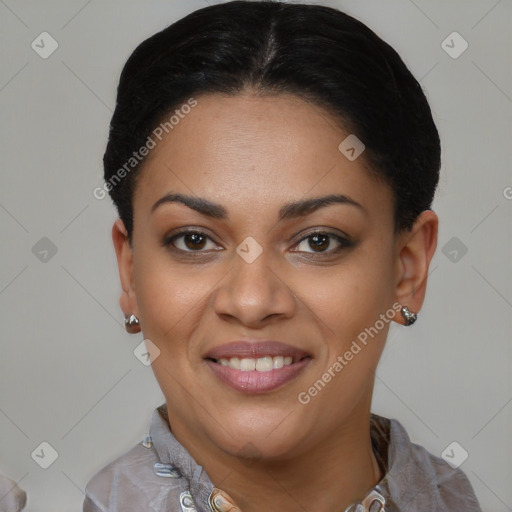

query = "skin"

[113,92,438,512]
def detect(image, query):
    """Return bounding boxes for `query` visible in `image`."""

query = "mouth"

[204,341,312,394]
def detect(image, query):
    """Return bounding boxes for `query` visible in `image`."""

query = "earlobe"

[112,219,139,319]
[392,210,438,326]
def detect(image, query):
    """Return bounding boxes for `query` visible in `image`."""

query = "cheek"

[292,255,394,431]
[301,250,395,345]
[132,247,214,347]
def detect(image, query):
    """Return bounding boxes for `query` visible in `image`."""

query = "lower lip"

[205,358,311,394]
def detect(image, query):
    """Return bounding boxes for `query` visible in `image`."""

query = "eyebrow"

[151,193,365,221]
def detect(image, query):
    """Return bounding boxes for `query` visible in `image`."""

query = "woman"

[84,1,482,510]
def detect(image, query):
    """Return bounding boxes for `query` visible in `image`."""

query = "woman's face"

[122,92,406,460]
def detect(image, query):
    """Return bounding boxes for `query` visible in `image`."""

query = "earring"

[400,306,417,326]
[125,314,141,334]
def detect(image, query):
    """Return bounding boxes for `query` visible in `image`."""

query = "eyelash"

[162,228,354,257]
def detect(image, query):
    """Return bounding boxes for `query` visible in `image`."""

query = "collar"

[150,404,215,511]
[148,404,479,512]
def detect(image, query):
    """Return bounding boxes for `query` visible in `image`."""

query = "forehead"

[133,92,393,220]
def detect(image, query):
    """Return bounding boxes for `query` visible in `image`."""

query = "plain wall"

[0,0,511,510]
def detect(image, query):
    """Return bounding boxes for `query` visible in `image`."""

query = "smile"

[204,341,312,393]
[218,355,294,371]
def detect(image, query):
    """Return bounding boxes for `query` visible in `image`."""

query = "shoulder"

[83,404,214,511]
[83,441,182,511]
[385,416,482,512]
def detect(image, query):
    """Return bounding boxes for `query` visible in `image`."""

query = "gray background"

[0,0,511,510]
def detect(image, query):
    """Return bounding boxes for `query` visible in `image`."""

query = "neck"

[171,397,383,512]
[222,417,382,512]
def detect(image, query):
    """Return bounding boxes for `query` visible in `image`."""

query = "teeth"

[240,358,256,371]
[255,356,273,372]
[217,355,296,371]
[273,356,284,369]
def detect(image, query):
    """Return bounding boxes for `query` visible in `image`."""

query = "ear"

[392,210,438,325]
[112,219,139,318]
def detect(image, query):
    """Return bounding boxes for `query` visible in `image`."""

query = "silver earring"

[400,306,417,326]
[125,314,140,334]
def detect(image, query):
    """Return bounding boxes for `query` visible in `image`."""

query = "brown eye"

[183,233,207,250]
[293,231,352,254]
[308,233,330,252]
[165,230,219,252]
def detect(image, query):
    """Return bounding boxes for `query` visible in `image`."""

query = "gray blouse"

[83,404,482,512]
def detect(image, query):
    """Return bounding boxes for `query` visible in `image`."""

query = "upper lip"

[205,341,311,363]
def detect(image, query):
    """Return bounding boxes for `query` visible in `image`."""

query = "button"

[208,488,242,511]
[141,435,153,448]
[345,488,386,512]
[153,462,181,478]
[361,489,385,512]
[369,499,385,512]
[179,490,197,512]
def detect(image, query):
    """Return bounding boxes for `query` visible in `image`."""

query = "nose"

[212,247,296,328]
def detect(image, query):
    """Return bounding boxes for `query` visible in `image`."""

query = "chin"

[206,410,312,462]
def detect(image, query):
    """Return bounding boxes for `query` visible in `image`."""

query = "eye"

[292,230,352,254]
[164,230,221,252]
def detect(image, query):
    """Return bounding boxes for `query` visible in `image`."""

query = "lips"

[204,341,312,393]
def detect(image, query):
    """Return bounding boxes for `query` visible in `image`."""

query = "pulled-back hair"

[103,0,440,237]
